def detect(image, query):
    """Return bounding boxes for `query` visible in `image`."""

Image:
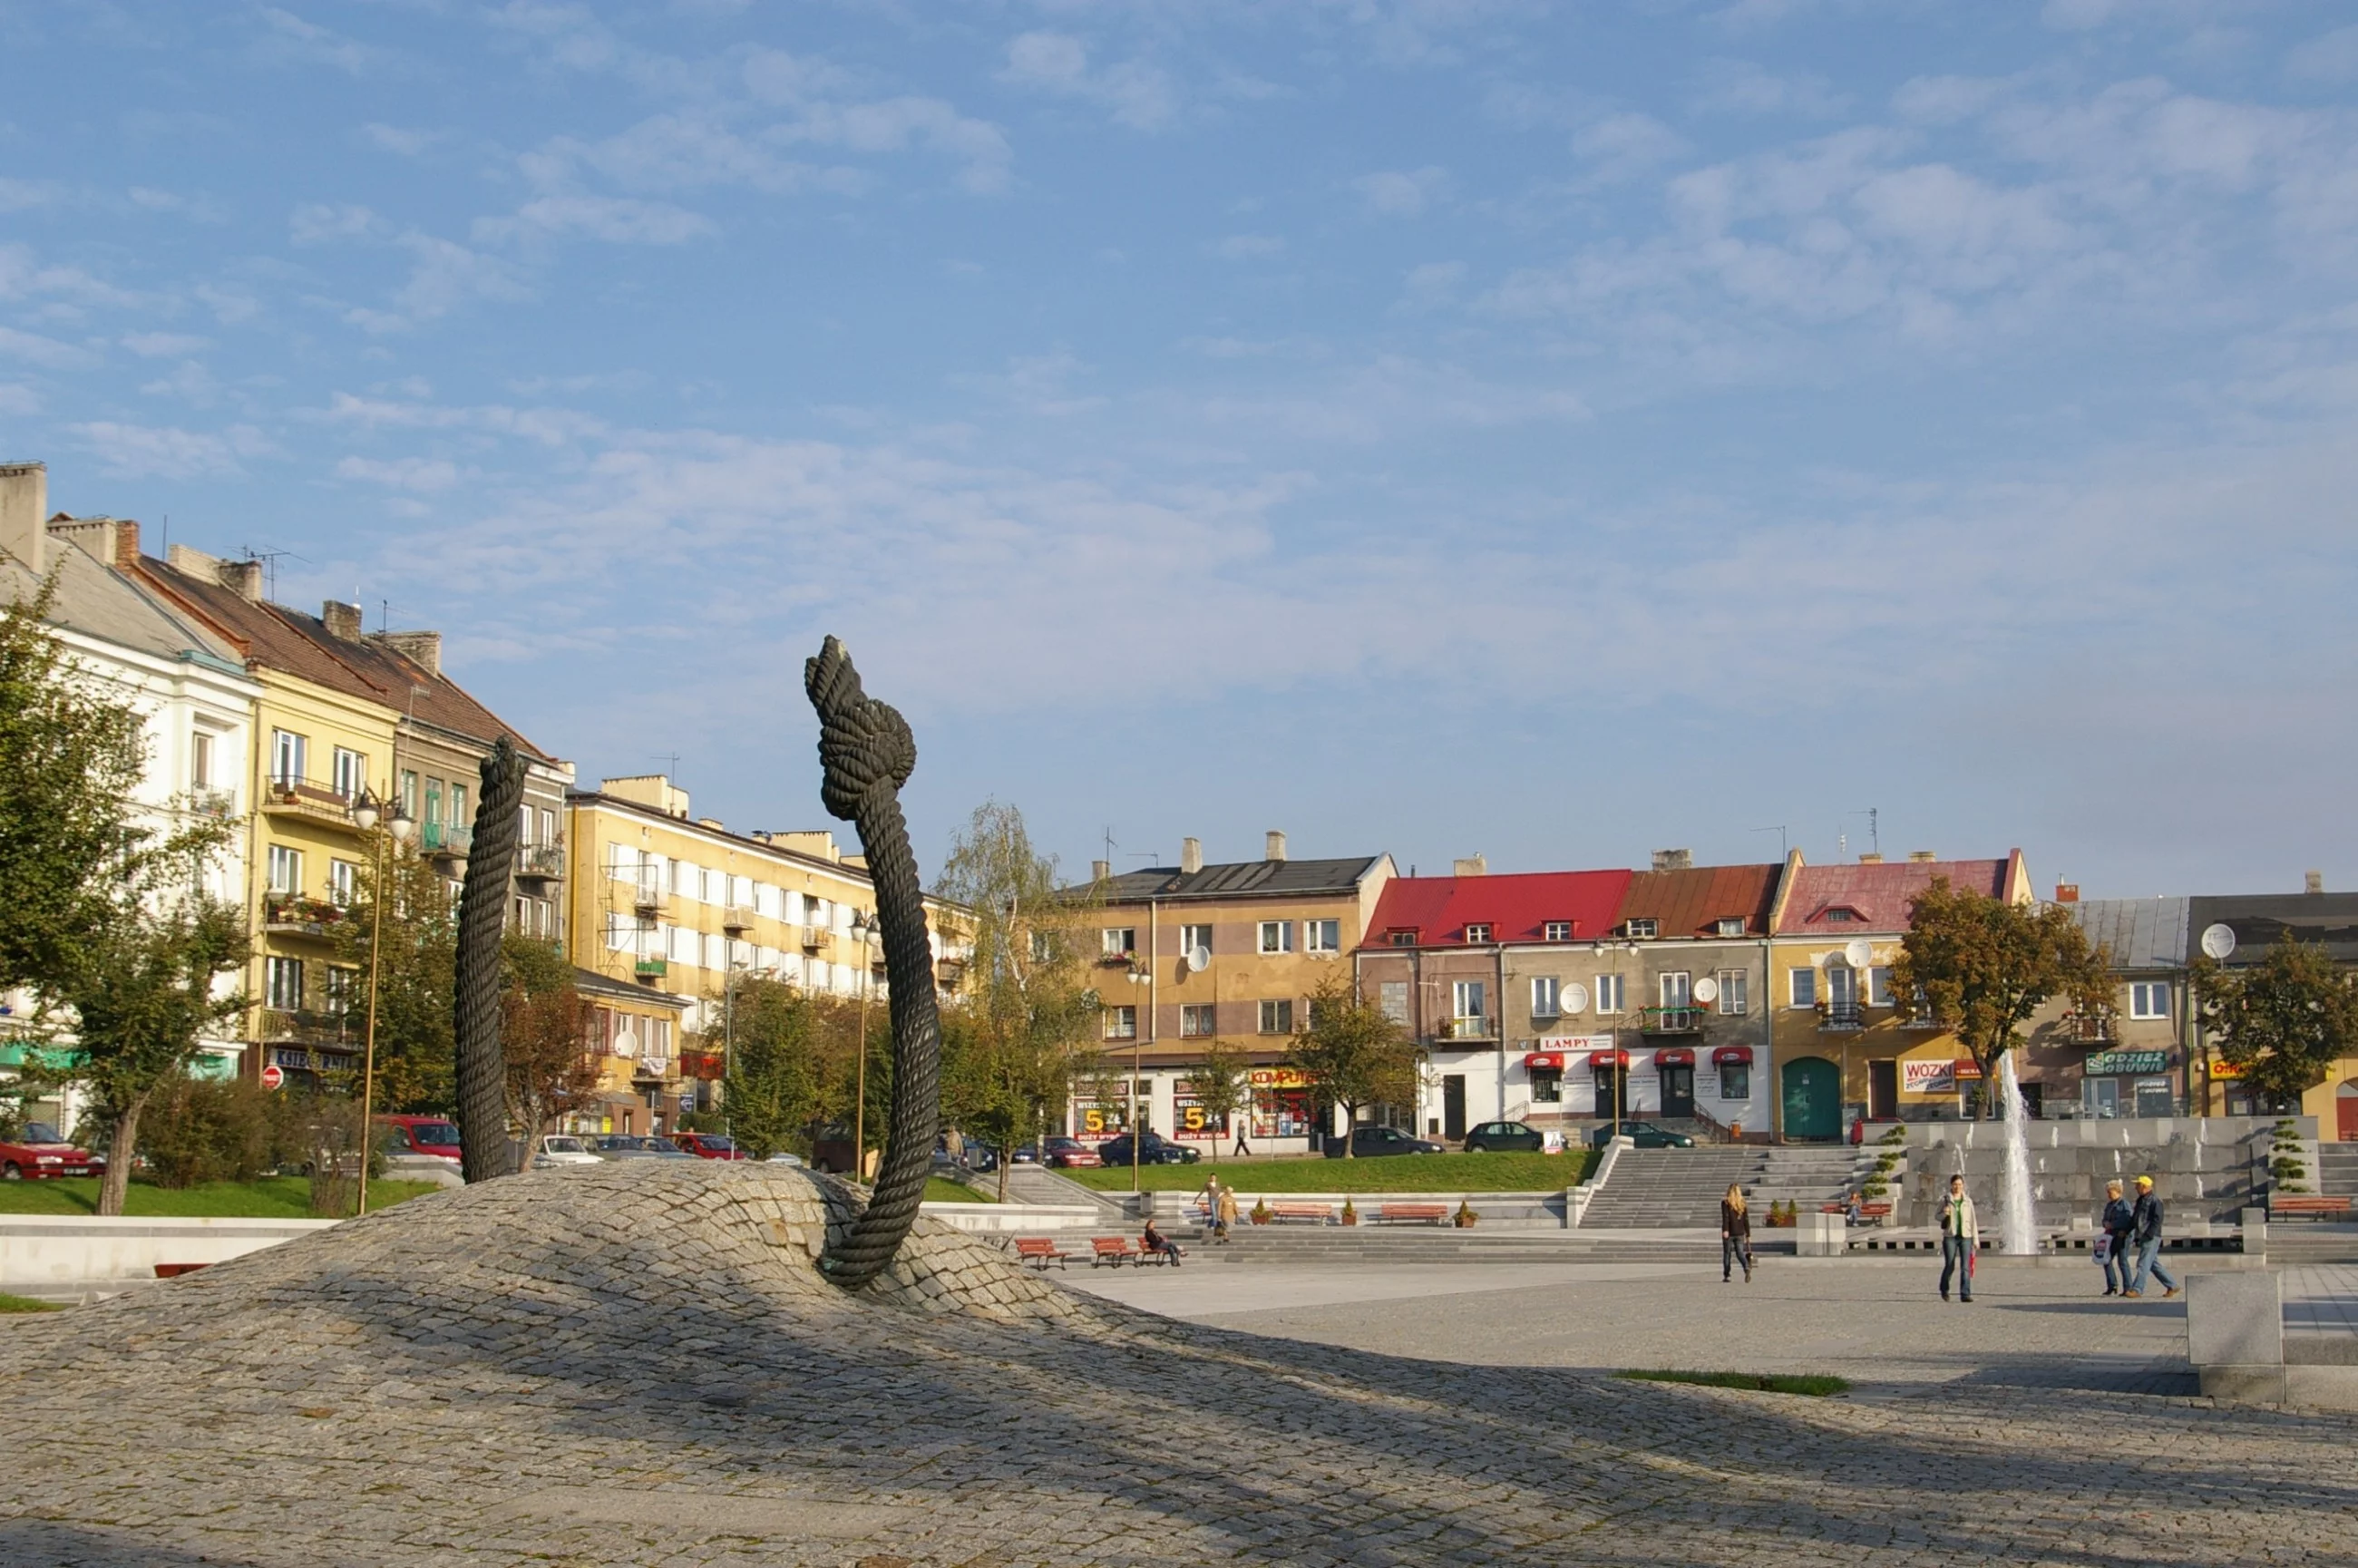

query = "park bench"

[1819,1203,1892,1222]
[1091,1237,1136,1266]
[1373,1203,1449,1225]
[2267,1195,2353,1221]
[153,1263,210,1280]
[1013,1238,1072,1271]
[1267,1203,1334,1225]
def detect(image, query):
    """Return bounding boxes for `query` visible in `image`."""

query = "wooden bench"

[1013,1238,1072,1271]
[1373,1203,1449,1225]
[1817,1203,1892,1221]
[2267,1195,2353,1221]
[1266,1203,1334,1225]
[153,1262,210,1280]
[1091,1237,1136,1267]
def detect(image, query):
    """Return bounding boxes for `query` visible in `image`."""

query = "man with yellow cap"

[2121,1174,2180,1300]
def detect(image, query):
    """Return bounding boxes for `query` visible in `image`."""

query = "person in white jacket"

[1937,1174,1977,1303]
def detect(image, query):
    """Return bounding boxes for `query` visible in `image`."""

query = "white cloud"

[69,422,278,480]
[999,31,1176,131]
[121,331,215,358]
[1351,167,1447,217]
[1691,58,1844,118]
[1572,112,1687,182]
[336,455,463,492]
[252,6,382,75]
[290,203,382,245]
[2288,24,2358,84]
[0,324,95,370]
[139,361,228,407]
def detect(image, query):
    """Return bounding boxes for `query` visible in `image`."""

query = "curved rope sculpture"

[806,636,943,1289]
[453,734,528,1183]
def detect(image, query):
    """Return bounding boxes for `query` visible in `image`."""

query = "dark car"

[1463,1120,1544,1154]
[1097,1132,1200,1167]
[591,1135,696,1160]
[1323,1125,1446,1159]
[1589,1120,1696,1150]
[1039,1135,1101,1169]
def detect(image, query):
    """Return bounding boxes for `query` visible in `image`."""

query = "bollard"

[2239,1206,2265,1261]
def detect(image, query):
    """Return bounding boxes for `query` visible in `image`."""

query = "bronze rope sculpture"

[453,734,529,1183]
[806,636,944,1288]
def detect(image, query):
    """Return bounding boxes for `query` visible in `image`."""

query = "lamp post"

[1126,965,1153,1196]
[852,909,875,1181]
[349,785,414,1218]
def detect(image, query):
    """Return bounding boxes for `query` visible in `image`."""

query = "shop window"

[1531,1068,1563,1103]
[1720,1064,1751,1100]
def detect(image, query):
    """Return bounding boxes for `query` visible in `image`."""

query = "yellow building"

[570,967,693,1137]
[1766,850,2031,1139]
[1081,833,1395,1153]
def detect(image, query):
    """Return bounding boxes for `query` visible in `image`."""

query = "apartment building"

[1083,834,1394,1152]
[2184,882,2358,1135]
[2017,894,2193,1122]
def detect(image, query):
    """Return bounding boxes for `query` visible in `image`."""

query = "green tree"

[1285,974,1423,1156]
[1889,877,2113,1115]
[2193,937,2358,1112]
[720,978,829,1160]
[933,801,1096,1199]
[1189,1037,1252,1162]
[501,935,596,1146]
[335,832,457,1114]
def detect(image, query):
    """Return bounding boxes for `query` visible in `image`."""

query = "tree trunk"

[95,1090,152,1217]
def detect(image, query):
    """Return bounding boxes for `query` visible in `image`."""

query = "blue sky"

[5,1,2355,897]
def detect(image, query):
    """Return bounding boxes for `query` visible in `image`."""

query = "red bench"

[1091,1237,1135,1267]
[1374,1203,1449,1225]
[2268,1195,2353,1221]
[1266,1203,1334,1225]
[1013,1238,1072,1271]
[153,1263,209,1280]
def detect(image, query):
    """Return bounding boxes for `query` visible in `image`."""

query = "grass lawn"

[1617,1369,1850,1398]
[1064,1150,1597,1193]
[923,1176,998,1203]
[0,1176,443,1219]
[0,1292,63,1313]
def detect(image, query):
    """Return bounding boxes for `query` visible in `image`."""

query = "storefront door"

[1868,1059,1898,1120]
[1443,1075,1467,1141]
[1661,1065,1694,1119]
[1781,1057,1839,1141]
[2340,1080,2358,1141]
[1594,1066,1626,1120]
[2083,1077,2121,1119]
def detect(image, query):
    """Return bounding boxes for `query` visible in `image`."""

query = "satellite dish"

[1844,939,1874,969]
[2200,923,2236,960]
[1692,976,1720,1004]
[1564,982,1590,1014]
[1185,946,1210,973]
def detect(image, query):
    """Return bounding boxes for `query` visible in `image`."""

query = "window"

[1716,918,1747,938]
[1259,999,1293,1034]
[1595,974,1625,1014]
[1866,966,1893,1008]
[265,955,304,1010]
[1104,1006,1137,1040]
[400,770,420,820]
[1180,922,1213,957]
[1626,918,1658,939]
[1258,920,1293,954]
[2130,982,2169,1020]
[539,807,557,847]
[450,781,468,832]
[1305,919,1340,953]
[1714,970,1749,1015]
[424,777,443,826]
[1824,908,1858,922]
[1101,927,1137,958]
[1181,1004,1216,1037]
[271,729,307,787]
[324,967,356,1015]
[1452,979,1486,1023]
[1531,1067,1564,1104]
[1660,971,1692,1008]
[1379,980,1410,1024]
[1826,964,1856,1013]
[1388,930,1418,947]
[267,844,302,894]
[1463,922,1492,944]
[1789,968,1817,1008]
[332,747,365,801]
[1720,1064,1751,1100]
[191,733,213,790]
[328,859,357,906]
[1531,976,1561,1016]
[1544,920,1573,942]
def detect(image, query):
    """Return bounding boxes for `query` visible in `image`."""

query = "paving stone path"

[0,1162,2352,1567]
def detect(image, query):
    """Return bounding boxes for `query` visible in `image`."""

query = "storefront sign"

[2083,1050,2168,1076]
[1248,1067,1312,1089]
[1903,1059,1959,1093]
[2207,1058,2245,1079]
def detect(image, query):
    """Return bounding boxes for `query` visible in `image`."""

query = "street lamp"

[852,909,876,1182]
[1125,964,1153,1196]
[350,785,414,1218]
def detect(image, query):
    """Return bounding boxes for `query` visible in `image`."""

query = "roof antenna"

[1750,826,1788,861]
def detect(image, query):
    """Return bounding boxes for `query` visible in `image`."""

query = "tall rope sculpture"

[453,735,528,1183]
[806,636,943,1288]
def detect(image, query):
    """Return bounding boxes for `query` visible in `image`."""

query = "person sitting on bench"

[1141,1217,1184,1266]
[1844,1190,1865,1225]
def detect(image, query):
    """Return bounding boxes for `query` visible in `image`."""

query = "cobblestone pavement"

[1,1163,2353,1567]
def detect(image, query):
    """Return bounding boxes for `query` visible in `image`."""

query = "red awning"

[1588,1048,1632,1068]
[1653,1048,1696,1067]
[1713,1047,1754,1066]
[1523,1052,1564,1071]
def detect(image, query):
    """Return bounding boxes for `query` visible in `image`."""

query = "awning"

[1523,1052,1565,1071]
[1712,1047,1754,1066]
[1587,1048,1632,1068]
[1653,1047,1695,1067]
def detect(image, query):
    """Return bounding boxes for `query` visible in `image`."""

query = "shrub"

[1250,1199,1271,1225]
[140,1076,274,1187]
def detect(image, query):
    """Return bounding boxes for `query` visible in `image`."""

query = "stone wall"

[1895,1115,2310,1227]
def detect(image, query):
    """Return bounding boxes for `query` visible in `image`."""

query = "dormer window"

[1822,908,1861,923]
[1715,918,1746,938]
[1464,922,1492,943]
[1388,928,1419,947]
[1544,920,1574,942]
[1626,918,1658,940]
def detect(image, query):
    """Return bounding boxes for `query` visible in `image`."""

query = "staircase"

[2314,1144,2358,1197]
[1576,1147,1759,1228]
[1748,1145,1873,1215]
[1210,1228,1726,1264]
[1003,1164,1135,1222]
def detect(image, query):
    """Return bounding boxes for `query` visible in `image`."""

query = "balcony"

[721,904,758,935]
[1639,1006,1707,1036]
[420,820,473,860]
[633,957,668,979]
[190,788,238,820]
[632,1055,673,1081]
[259,1008,357,1048]
[935,957,968,993]
[262,893,348,939]
[517,843,566,881]
[803,928,836,959]
[258,776,364,832]
[1438,1016,1496,1043]
[1817,1003,1864,1032]
[630,881,671,918]
[2061,1008,2117,1044]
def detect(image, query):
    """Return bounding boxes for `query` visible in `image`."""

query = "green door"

[1781,1057,1839,1141]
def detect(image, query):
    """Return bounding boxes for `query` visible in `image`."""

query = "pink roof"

[1777,854,2022,936]
[1362,870,1633,948]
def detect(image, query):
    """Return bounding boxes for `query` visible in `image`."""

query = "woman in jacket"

[1720,1183,1752,1283]
[2099,1180,2136,1296]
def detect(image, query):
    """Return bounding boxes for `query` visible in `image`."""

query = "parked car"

[1462,1120,1545,1154]
[590,1134,696,1160]
[377,1115,463,1161]
[1096,1131,1200,1166]
[765,1151,806,1167]
[1588,1120,1696,1150]
[1038,1135,1101,1169]
[1322,1125,1446,1159]
[0,1122,103,1181]
[531,1135,603,1168]
[670,1132,746,1161]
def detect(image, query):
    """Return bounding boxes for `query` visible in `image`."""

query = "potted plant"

[1250,1198,1272,1225]
[1453,1200,1478,1228]
[1340,1197,1358,1226]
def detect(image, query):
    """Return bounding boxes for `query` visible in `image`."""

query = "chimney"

[1858,852,1884,864]
[1452,854,1487,878]
[1908,851,1937,863]
[45,514,140,571]
[1091,859,1111,883]
[1651,848,1692,872]
[2055,882,2080,903]
[2306,869,2324,895]
[0,462,46,575]
[1264,830,1287,863]
[322,600,363,641]
[1180,838,1203,874]
[379,630,442,676]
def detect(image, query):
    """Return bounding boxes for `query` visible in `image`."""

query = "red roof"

[1776,854,2022,936]
[1613,863,1781,939]
[1362,870,1632,949]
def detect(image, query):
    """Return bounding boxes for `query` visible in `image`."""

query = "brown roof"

[1613,863,1782,940]
[135,555,551,761]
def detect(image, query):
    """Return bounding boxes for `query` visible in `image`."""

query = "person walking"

[1197,1172,1223,1230]
[1214,1182,1239,1244]
[1232,1115,1252,1159]
[1938,1174,1977,1303]
[1720,1183,1753,1282]
[2122,1174,2180,1300]
[2099,1179,2137,1296]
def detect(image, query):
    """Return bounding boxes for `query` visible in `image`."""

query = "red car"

[1041,1136,1101,1169]
[376,1115,463,1160]
[669,1132,747,1161]
[0,1123,103,1181]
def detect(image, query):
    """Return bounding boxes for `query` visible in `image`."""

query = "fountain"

[1998,1051,2036,1253]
